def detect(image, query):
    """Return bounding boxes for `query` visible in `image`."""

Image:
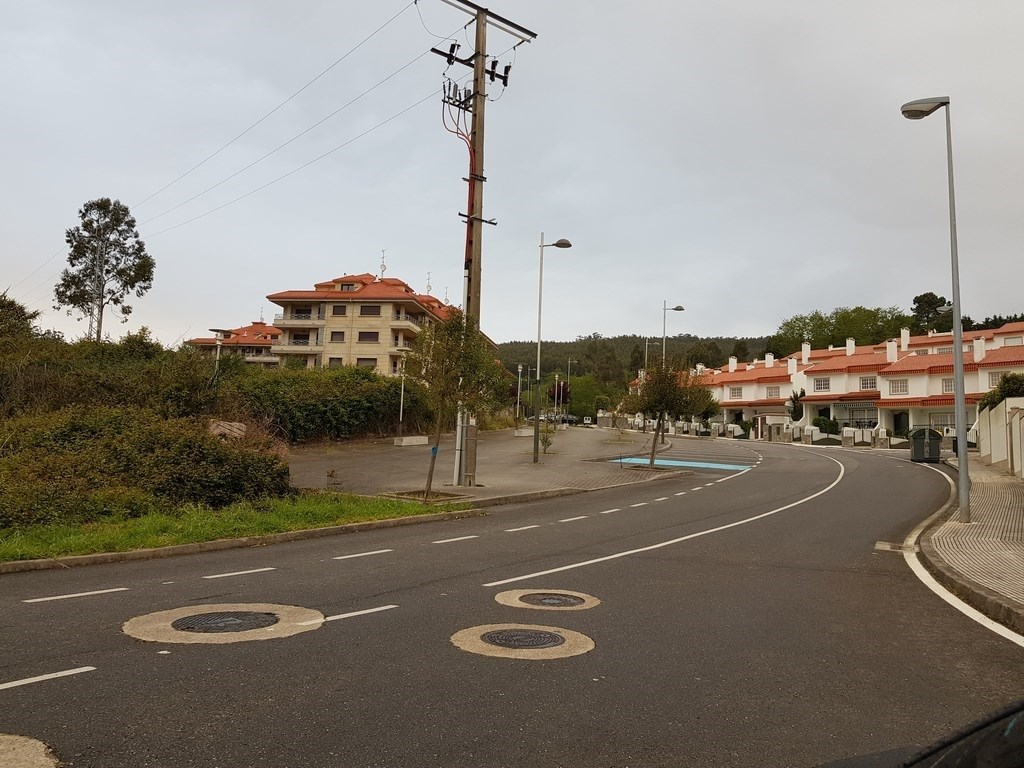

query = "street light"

[516,363,523,423]
[535,233,572,463]
[662,302,684,363]
[209,328,233,376]
[566,359,578,420]
[901,96,970,522]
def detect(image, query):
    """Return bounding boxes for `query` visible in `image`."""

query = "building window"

[889,379,909,395]
[942,378,955,394]
[291,306,312,319]
[989,371,1006,388]
[328,357,344,367]
[1005,336,1023,346]
[859,376,876,391]
[766,386,780,399]
[331,305,347,316]
[356,358,377,368]
[813,377,830,392]
[291,332,310,346]
[930,413,955,427]
[341,284,356,292]
[357,331,379,343]
[729,386,742,400]
[330,331,345,343]
[359,305,381,316]
[937,346,953,354]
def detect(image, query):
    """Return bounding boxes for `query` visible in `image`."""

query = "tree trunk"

[423,417,444,503]
[648,413,663,467]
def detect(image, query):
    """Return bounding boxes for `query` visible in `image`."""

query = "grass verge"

[0,492,468,563]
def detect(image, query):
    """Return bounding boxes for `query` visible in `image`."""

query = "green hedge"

[0,407,290,528]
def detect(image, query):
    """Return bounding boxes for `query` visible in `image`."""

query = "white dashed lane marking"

[559,516,589,523]
[675,492,687,496]
[296,605,398,626]
[506,525,540,532]
[433,535,479,544]
[202,567,276,580]
[654,497,669,502]
[332,549,393,560]
[23,588,129,603]
[0,667,96,690]
[630,503,648,508]
[599,508,620,514]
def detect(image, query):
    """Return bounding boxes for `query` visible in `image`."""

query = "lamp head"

[901,97,949,120]
[668,305,685,312]
[552,238,572,248]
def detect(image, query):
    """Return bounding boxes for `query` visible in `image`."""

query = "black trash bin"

[909,427,943,463]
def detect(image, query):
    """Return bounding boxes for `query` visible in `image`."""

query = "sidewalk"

[287,425,685,505]
[919,455,1024,636]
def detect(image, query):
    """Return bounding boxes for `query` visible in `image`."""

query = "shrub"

[812,416,840,435]
[0,407,290,528]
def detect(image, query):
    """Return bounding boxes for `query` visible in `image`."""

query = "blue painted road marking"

[612,457,752,471]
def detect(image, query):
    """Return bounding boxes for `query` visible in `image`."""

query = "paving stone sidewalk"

[920,456,1024,635]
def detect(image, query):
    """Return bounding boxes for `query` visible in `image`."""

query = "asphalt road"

[2,441,1022,768]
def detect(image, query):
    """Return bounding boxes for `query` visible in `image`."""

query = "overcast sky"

[3,1,1022,346]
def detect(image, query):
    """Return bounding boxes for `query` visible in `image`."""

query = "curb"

[0,509,485,575]
[914,459,1024,636]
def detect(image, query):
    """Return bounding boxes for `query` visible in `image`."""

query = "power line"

[139,49,433,227]
[132,0,417,210]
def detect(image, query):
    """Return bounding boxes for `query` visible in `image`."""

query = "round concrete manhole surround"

[494,588,600,611]
[451,623,594,660]
[123,603,324,644]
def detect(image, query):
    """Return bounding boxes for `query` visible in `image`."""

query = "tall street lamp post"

[566,358,578,420]
[901,96,971,523]
[516,363,523,423]
[534,233,572,463]
[662,301,684,363]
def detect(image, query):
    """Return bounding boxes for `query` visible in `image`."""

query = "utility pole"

[432,0,536,486]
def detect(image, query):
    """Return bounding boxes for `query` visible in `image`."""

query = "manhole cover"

[171,611,279,633]
[519,593,586,608]
[481,629,566,649]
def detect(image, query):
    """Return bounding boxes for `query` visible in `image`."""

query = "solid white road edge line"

[23,588,129,603]
[296,605,398,626]
[332,549,393,560]
[903,464,1024,648]
[0,667,96,690]
[483,453,845,587]
[202,567,276,579]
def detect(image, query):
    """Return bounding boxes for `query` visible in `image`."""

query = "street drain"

[519,593,585,608]
[123,603,324,644]
[482,628,566,649]
[450,623,594,659]
[171,611,279,633]
[494,588,600,612]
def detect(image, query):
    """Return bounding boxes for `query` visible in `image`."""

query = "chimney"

[974,342,985,363]
[765,352,775,368]
[696,362,706,374]
[801,341,811,364]
[900,327,910,351]
[788,357,797,376]
[846,337,855,356]
[746,361,755,371]
[728,356,737,373]
[886,339,897,362]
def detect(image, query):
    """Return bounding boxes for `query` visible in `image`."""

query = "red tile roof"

[267,274,450,322]
[876,393,984,408]
[804,352,897,374]
[801,390,881,403]
[186,321,282,348]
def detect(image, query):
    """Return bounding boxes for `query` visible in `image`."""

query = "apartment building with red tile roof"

[265,273,451,375]
[185,320,282,367]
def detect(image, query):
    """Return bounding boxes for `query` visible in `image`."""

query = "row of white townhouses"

[702,322,1024,435]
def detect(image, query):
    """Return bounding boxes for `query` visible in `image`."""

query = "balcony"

[273,312,326,328]
[391,313,424,332]
[391,340,414,353]
[271,339,324,353]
